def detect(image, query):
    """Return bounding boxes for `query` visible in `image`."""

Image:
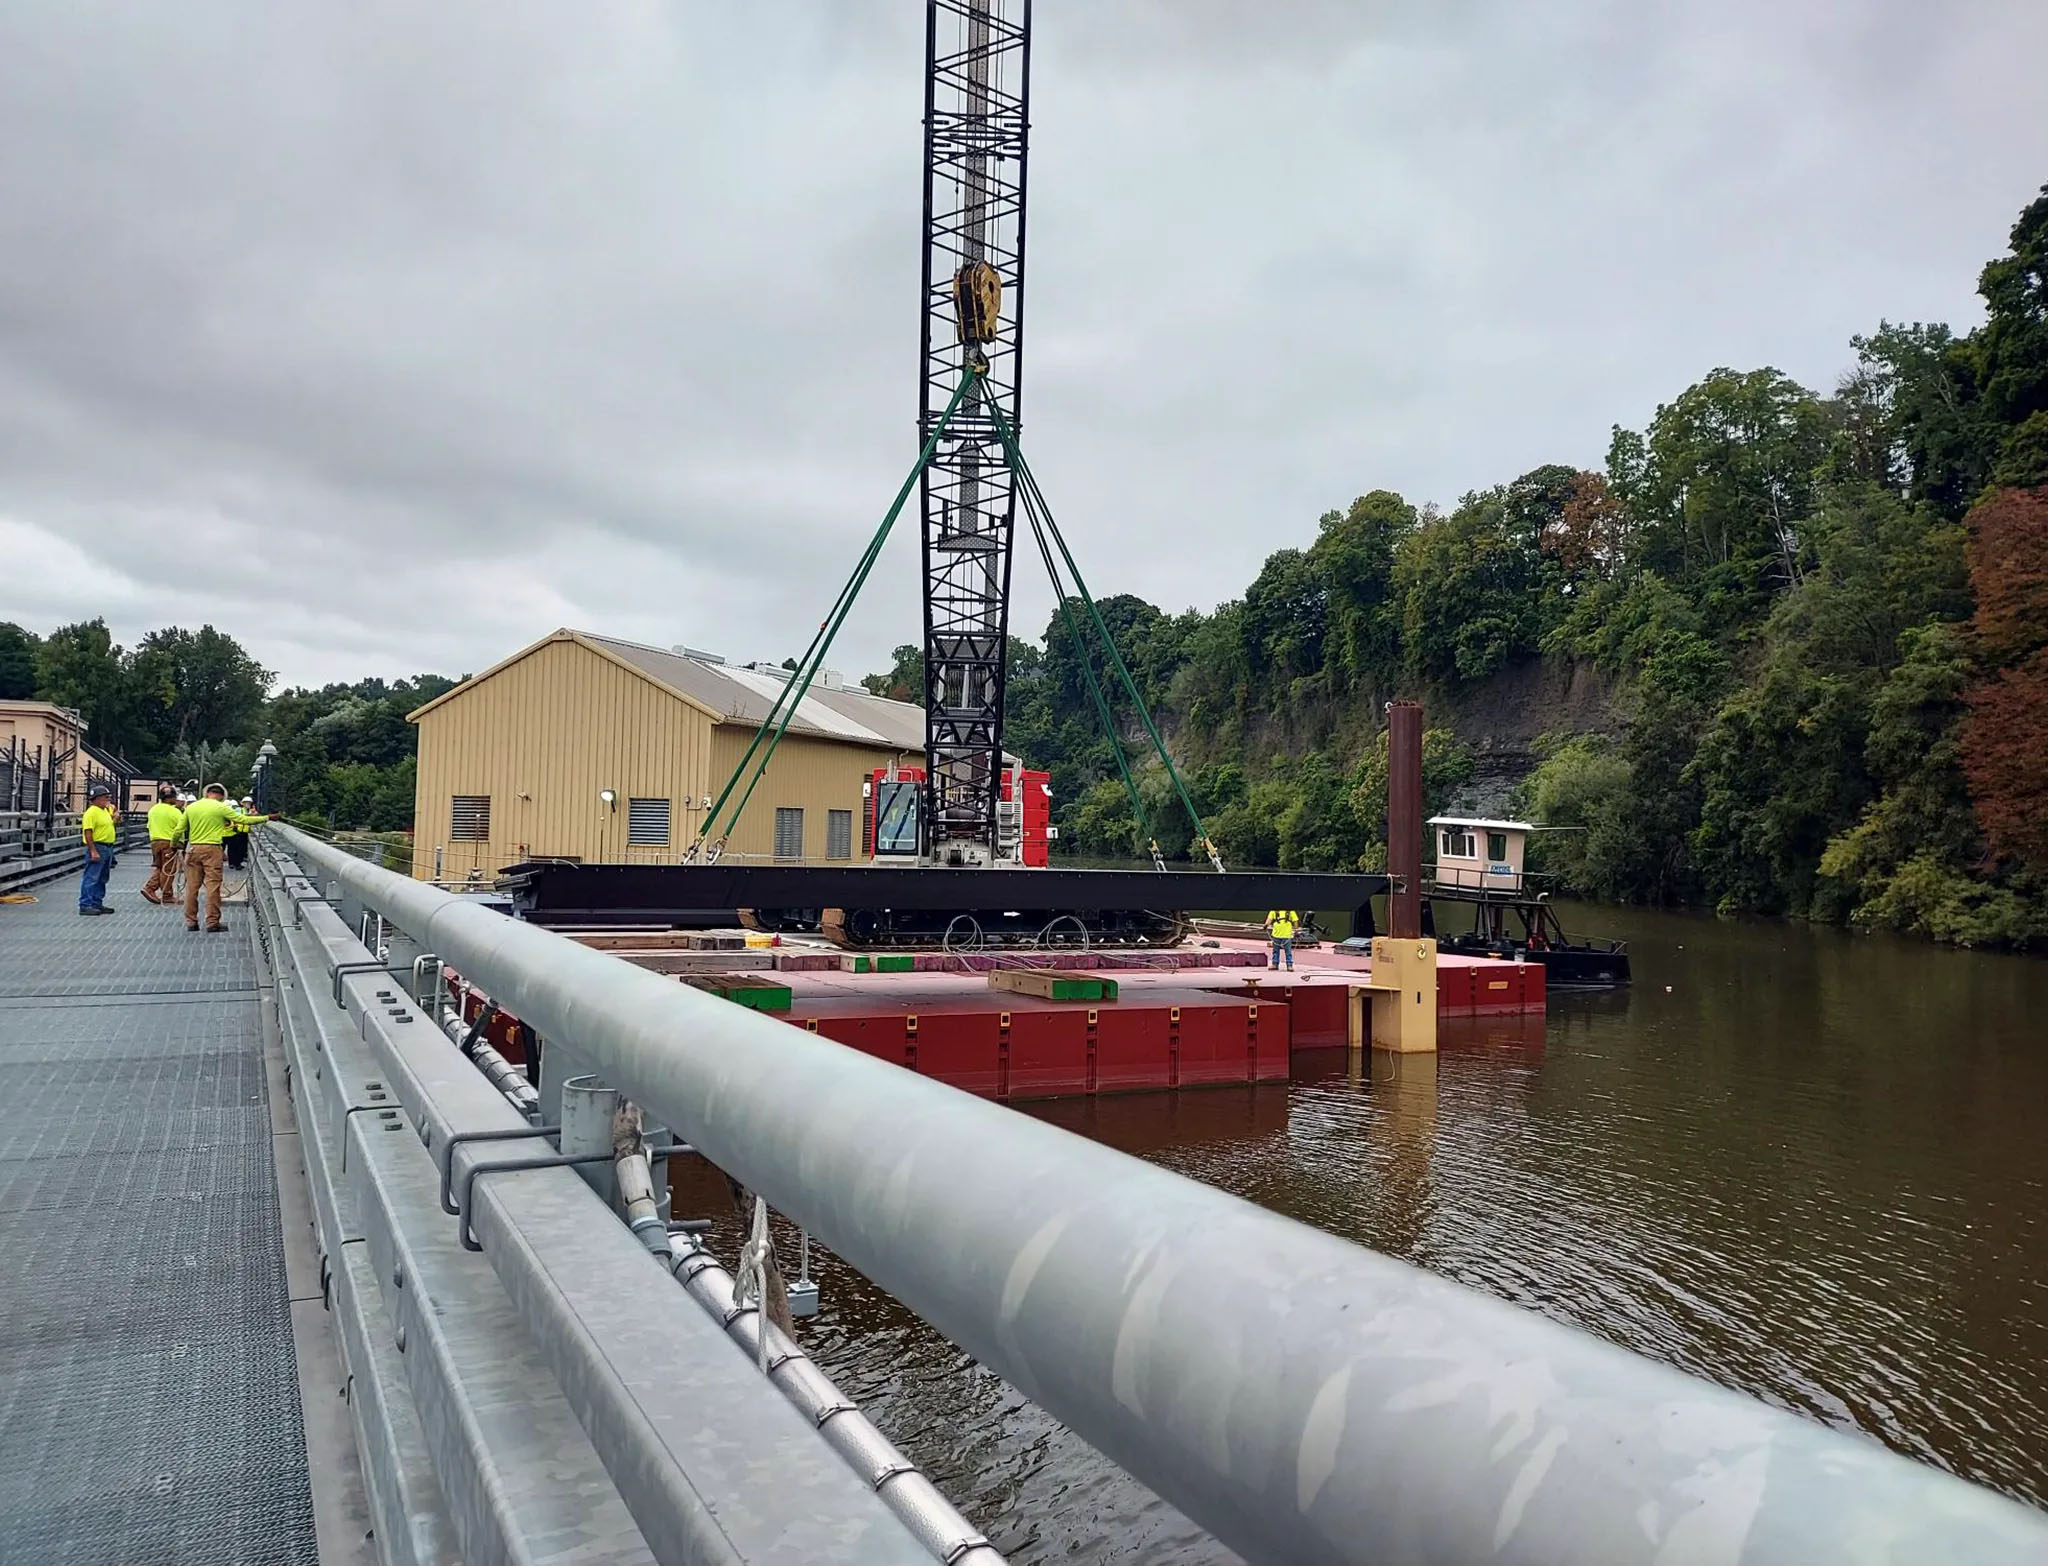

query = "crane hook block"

[952,260,1002,345]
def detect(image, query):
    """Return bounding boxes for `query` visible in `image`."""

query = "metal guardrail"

[270,825,2048,1565]
[0,812,147,892]
[256,837,945,1565]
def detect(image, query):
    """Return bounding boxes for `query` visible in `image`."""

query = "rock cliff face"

[1148,654,1623,813]
[1430,657,1622,816]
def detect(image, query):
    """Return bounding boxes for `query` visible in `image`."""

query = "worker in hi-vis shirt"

[141,784,185,905]
[1264,908,1299,971]
[78,784,120,916]
[181,784,272,933]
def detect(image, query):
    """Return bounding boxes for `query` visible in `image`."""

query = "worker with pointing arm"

[182,784,274,933]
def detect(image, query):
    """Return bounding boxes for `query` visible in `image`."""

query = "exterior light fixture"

[599,789,617,810]
[252,739,280,811]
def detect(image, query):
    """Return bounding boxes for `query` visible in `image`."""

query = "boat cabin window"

[1487,831,1508,862]
[1440,828,1475,859]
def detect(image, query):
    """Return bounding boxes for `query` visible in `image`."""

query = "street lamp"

[252,740,279,812]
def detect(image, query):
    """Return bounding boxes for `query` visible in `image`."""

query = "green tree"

[1308,489,1411,692]
[1239,550,1327,686]
[34,619,140,756]
[1816,624,1987,929]
[272,731,334,820]
[1841,322,1996,515]
[1066,777,1142,858]
[164,739,242,794]
[1395,494,1541,684]
[128,625,273,763]
[1620,626,1728,902]
[1518,735,1637,896]
[1207,789,1282,869]
[0,622,38,700]
[1691,660,1873,914]
[860,645,924,702]
[1346,727,1475,868]
[1616,367,1829,602]
[1969,184,2048,439]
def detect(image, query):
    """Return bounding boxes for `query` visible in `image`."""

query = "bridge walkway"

[0,854,330,1564]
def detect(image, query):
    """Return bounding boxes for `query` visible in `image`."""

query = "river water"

[682,901,2048,1561]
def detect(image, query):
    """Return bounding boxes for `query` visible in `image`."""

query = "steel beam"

[276,826,2048,1565]
[502,859,1389,924]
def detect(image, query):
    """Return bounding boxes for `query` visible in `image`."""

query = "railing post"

[560,1075,619,1208]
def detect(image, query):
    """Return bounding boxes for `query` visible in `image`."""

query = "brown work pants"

[142,840,178,902]
[184,844,225,930]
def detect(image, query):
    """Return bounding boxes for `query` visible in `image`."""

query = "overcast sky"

[2,1,2044,691]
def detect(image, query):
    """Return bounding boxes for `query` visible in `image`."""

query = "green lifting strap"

[981,379,1221,868]
[691,364,982,857]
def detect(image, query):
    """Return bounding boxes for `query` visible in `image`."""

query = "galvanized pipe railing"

[272,827,2048,1565]
[435,1009,541,1118]
[665,1230,1001,1566]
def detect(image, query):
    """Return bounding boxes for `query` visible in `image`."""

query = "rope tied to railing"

[730,1194,775,1374]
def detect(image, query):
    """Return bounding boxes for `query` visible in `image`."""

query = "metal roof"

[576,634,927,752]
[1427,816,1533,833]
[405,628,943,755]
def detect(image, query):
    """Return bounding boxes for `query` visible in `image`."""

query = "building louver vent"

[451,795,491,841]
[628,797,670,846]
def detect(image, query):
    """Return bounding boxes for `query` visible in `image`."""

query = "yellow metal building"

[406,629,925,881]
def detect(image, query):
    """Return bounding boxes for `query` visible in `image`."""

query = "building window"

[827,808,853,861]
[1487,832,1508,862]
[1439,829,1474,859]
[774,806,804,860]
[451,795,491,841]
[628,797,671,846]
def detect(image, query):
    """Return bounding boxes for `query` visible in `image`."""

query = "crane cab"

[865,764,1053,868]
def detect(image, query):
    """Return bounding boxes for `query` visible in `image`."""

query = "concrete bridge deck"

[0,855,337,1564]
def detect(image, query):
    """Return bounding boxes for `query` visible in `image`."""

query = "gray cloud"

[2,0,2044,688]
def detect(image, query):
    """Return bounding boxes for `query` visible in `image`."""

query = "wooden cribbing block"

[988,970,1120,1002]
[838,953,914,973]
[616,951,777,974]
[568,931,708,952]
[681,975,793,1013]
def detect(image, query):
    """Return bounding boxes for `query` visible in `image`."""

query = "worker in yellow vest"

[225,796,257,872]
[141,784,185,905]
[1264,908,1299,971]
[78,784,120,916]
[182,784,273,933]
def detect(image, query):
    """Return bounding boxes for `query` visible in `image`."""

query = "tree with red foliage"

[1961,486,2048,873]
